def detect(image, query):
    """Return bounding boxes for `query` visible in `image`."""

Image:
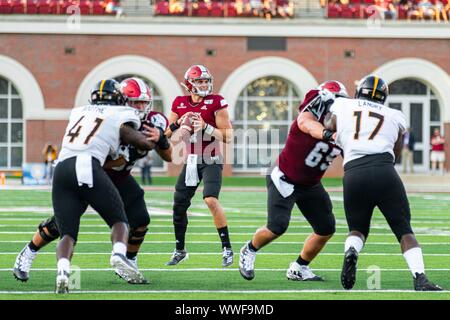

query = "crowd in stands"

[0,0,448,22]
[325,0,449,22]
[0,0,123,16]
[154,0,294,19]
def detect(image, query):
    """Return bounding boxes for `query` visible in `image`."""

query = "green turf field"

[0,187,449,300]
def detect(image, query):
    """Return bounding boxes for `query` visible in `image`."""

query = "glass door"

[387,96,429,172]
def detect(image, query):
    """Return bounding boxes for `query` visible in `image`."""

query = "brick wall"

[1,34,448,174]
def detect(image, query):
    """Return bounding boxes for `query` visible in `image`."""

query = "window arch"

[75,55,182,115]
[233,76,301,171]
[0,76,23,169]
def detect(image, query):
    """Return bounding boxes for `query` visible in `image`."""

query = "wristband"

[322,129,334,142]
[204,124,215,136]
[169,122,180,132]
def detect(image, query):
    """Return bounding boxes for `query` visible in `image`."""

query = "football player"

[13,77,172,286]
[326,75,442,291]
[239,81,347,281]
[164,65,234,267]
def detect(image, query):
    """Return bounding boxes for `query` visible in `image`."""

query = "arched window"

[114,74,166,170]
[387,78,442,171]
[0,76,23,169]
[233,76,301,171]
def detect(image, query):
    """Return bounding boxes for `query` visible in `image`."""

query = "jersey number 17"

[353,111,384,140]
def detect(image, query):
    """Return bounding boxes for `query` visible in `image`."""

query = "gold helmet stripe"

[372,76,379,98]
[99,80,106,98]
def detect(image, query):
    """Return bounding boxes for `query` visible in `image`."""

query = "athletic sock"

[126,251,138,260]
[175,224,187,251]
[403,247,425,278]
[296,256,310,266]
[217,226,231,249]
[248,240,259,252]
[113,242,127,256]
[344,235,364,254]
[28,241,40,252]
[57,258,70,274]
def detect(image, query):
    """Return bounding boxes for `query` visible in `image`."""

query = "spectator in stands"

[402,128,415,174]
[250,0,263,16]
[419,0,437,19]
[408,0,435,20]
[374,0,398,20]
[276,0,293,18]
[169,0,185,15]
[430,128,446,175]
[42,142,58,184]
[433,0,448,22]
[105,0,124,17]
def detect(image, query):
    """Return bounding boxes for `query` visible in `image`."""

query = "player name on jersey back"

[58,105,140,165]
[330,97,406,166]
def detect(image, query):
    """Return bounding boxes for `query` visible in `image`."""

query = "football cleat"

[239,242,256,281]
[414,273,443,291]
[55,270,70,294]
[341,246,358,290]
[286,262,324,281]
[115,257,149,284]
[166,249,189,266]
[222,247,234,267]
[110,252,146,284]
[13,245,37,282]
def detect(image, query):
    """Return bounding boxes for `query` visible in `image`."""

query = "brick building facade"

[0,17,449,176]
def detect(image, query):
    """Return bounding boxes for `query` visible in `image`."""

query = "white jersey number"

[305,141,341,171]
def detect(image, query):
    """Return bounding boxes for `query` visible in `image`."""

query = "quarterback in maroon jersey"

[239,81,348,281]
[13,77,172,285]
[165,65,234,267]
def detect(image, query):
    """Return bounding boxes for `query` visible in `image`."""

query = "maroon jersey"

[105,111,169,182]
[171,94,228,157]
[277,90,341,186]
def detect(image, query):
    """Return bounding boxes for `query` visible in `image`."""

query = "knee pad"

[267,220,289,236]
[129,210,150,229]
[128,227,148,246]
[174,190,191,210]
[313,215,336,236]
[173,210,188,227]
[38,216,60,242]
[173,191,190,226]
[390,219,413,242]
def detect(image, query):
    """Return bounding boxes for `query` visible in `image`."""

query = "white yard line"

[6,224,448,230]
[0,289,448,294]
[0,252,449,256]
[1,268,449,272]
[0,231,449,236]
[0,240,448,245]
[1,217,450,225]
